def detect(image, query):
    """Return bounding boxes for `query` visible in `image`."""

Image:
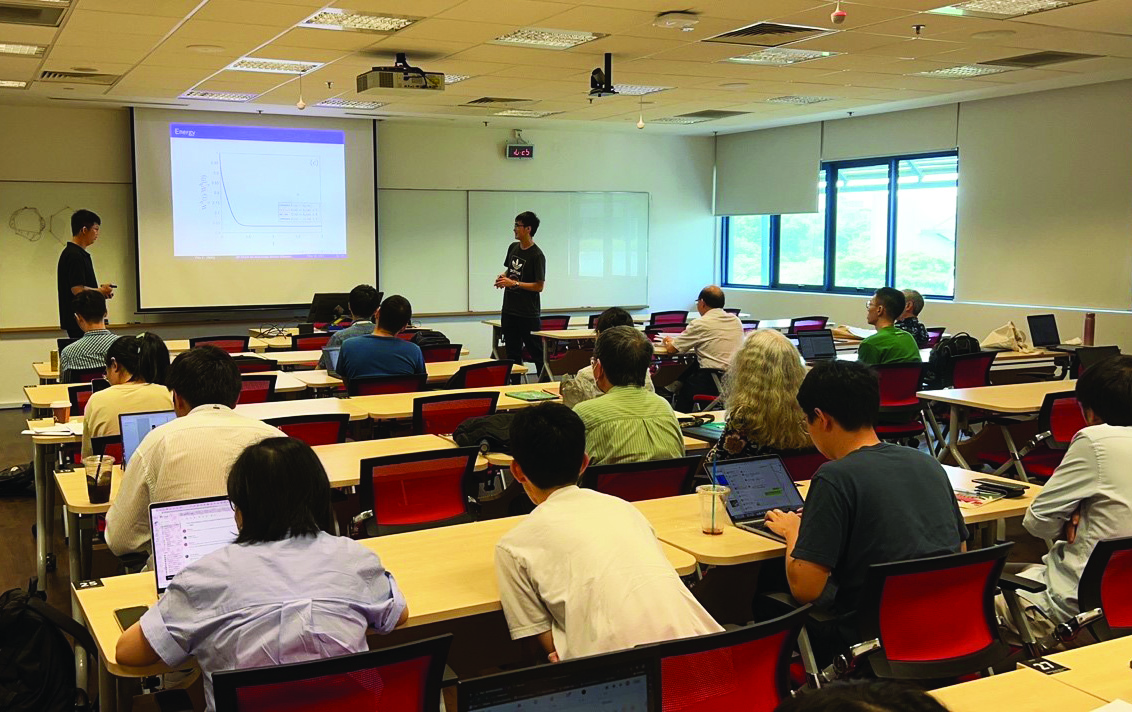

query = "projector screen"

[132,108,376,311]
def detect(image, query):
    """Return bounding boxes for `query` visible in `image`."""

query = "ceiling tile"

[860,38,966,58]
[248,44,345,62]
[535,6,657,33]
[78,0,201,16]
[396,18,522,43]
[570,34,687,59]
[331,0,466,14]
[170,20,286,44]
[1021,0,1132,35]
[273,28,388,51]
[787,30,903,53]
[438,0,569,25]
[193,1,315,26]
[362,35,477,60]
[450,43,598,68]
[41,59,135,75]
[0,24,60,45]
[770,3,917,32]
[695,0,830,22]
[0,56,40,78]
[620,16,755,42]
[47,45,151,65]
[54,31,160,51]
[993,29,1132,59]
[1047,55,1132,74]
[61,10,184,37]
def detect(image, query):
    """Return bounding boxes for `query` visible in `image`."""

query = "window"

[722,151,958,298]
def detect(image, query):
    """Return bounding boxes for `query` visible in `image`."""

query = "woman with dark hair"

[81,332,173,458]
[115,437,408,712]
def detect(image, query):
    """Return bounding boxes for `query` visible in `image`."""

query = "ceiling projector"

[357,53,444,93]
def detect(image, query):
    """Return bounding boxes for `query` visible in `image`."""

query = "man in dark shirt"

[495,211,546,376]
[896,288,930,347]
[58,209,114,338]
[765,360,968,663]
[336,294,425,386]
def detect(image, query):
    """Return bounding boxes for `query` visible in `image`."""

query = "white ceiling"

[1,0,1131,133]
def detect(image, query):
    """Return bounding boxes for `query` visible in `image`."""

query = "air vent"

[984,51,1098,68]
[464,96,532,105]
[39,70,119,85]
[0,2,68,27]
[706,22,830,48]
[678,109,748,120]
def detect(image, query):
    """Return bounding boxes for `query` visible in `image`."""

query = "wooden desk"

[357,382,562,421]
[1044,635,1132,702]
[291,360,530,391]
[234,396,372,422]
[929,667,1105,712]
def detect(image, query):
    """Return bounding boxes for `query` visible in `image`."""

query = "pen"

[542,389,559,397]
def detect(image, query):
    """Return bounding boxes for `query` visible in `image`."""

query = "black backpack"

[0,463,34,497]
[453,412,515,454]
[410,329,450,349]
[925,332,982,388]
[0,578,96,712]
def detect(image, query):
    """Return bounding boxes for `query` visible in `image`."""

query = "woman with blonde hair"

[708,329,813,460]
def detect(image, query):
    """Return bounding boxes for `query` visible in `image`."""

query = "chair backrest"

[396,328,420,341]
[926,327,946,347]
[68,383,94,416]
[90,435,124,464]
[777,449,828,482]
[948,351,997,389]
[580,456,701,502]
[346,373,427,397]
[57,337,78,354]
[412,392,499,436]
[1079,535,1132,641]
[654,606,810,712]
[232,356,278,374]
[1036,391,1087,447]
[858,543,1012,679]
[292,333,332,351]
[213,635,452,712]
[189,335,251,354]
[448,360,513,389]
[420,344,462,363]
[789,316,828,334]
[723,308,741,315]
[263,413,350,446]
[1077,345,1121,374]
[650,310,688,327]
[540,315,571,331]
[874,363,925,410]
[357,448,479,536]
[587,313,602,329]
[237,374,277,405]
[64,367,107,384]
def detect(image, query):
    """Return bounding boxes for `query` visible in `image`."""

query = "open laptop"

[1027,314,1078,352]
[459,648,657,712]
[796,329,838,361]
[322,346,341,374]
[713,455,805,543]
[118,410,176,467]
[150,495,239,594]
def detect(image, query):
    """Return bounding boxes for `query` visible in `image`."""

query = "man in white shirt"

[106,345,284,565]
[494,402,721,663]
[662,285,743,411]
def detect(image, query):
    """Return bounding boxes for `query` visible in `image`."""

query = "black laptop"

[796,328,838,361]
[1027,314,1078,352]
[713,455,805,543]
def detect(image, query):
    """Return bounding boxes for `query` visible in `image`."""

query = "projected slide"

[169,123,347,258]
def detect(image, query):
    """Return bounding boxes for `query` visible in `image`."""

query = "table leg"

[44,459,56,565]
[69,510,88,691]
[923,404,946,456]
[999,427,1029,482]
[944,405,971,469]
[34,442,48,583]
[539,335,553,383]
[490,325,504,360]
[98,654,118,712]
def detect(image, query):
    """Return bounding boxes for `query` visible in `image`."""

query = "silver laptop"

[119,410,176,467]
[713,455,805,543]
[149,495,238,594]
[323,346,341,373]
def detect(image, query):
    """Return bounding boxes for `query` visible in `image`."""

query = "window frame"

[721,150,958,300]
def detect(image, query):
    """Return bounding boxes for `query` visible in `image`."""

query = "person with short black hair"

[495,403,720,663]
[105,346,285,563]
[857,287,921,366]
[335,294,425,384]
[81,333,173,458]
[318,284,382,370]
[662,285,744,411]
[57,209,115,338]
[574,326,684,465]
[495,211,546,374]
[764,360,967,664]
[115,437,408,712]
[896,288,930,347]
[59,290,117,381]
[774,680,951,712]
[561,307,655,406]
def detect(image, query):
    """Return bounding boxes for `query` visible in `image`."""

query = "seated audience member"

[495,403,721,662]
[775,680,950,712]
[856,287,921,366]
[764,360,967,664]
[82,333,173,458]
[1003,355,1132,639]
[708,329,814,461]
[561,307,655,407]
[116,437,408,712]
[105,346,285,562]
[896,289,930,347]
[662,285,744,412]
[574,326,684,465]
[318,284,380,370]
[59,291,117,381]
[335,294,425,384]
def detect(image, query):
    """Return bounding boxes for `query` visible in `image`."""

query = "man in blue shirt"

[336,294,425,385]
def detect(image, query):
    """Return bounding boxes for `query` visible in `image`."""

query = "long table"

[292,360,529,391]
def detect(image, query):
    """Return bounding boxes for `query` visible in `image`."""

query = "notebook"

[119,410,176,467]
[713,455,805,543]
[505,390,559,401]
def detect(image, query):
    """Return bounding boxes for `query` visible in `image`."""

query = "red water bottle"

[1084,312,1095,346]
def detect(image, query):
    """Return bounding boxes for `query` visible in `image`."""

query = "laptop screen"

[119,410,177,467]
[461,656,654,712]
[323,347,340,372]
[713,456,805,521]
[1027,314,1060,347]
[796,329,837,360]
[149,496,238,594]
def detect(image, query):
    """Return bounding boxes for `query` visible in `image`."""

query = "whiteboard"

[467,191,649,313]
[378,189,467,314]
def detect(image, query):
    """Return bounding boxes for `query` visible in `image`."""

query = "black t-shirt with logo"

[501,242,546,318]
[57,242,97,333]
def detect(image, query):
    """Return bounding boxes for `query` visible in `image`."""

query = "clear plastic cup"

[697,484,731,535]
[50,400,70,424]
[84,455,114,504]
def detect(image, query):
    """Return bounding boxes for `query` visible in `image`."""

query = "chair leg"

[1001,589,1043,660]
[999,428,1029,482]
[797,628,823,689]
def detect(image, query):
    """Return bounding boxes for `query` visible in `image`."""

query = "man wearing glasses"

[495,211,546,376]
[857,287,921,366]
[661,285,743,412]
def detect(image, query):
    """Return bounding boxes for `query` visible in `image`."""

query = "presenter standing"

[58,209,114,338]
[495,211,546,377]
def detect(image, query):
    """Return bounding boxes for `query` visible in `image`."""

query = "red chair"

[232,356,278,374]
[655,606,810,712]
[64,367,107,384]
[411,392,499,436]
[420,344,462,363]
[68,383,95,417]
[873,363,926,443]
[949,350,997,389]
[650,310,689,328]
[90,435,124,465]
[396,328,420,342]
[237,375,277,405]
[291,333,332,351]
[1056,536,1132,643]
[212,635,452,712]
[978,391,1086,480]
[580,456,701,502]
[788,316,828,334]
[778,449,828,481]
[445,360,513,389]
[540,315,571,331]
[587,313,603,329]
[1075,345,1120,378]
[189,336,250,354]
[346,374,427,397]
[926,327,946,347]
[263,413,350,446]
[356,448,479,536]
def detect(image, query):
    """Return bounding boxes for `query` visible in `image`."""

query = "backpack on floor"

[410,329,450,349]
[0,463,34,497]
[925,332,982,388]
[453,413,515,454]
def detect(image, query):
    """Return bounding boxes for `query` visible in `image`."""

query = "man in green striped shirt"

[573,326,685,466]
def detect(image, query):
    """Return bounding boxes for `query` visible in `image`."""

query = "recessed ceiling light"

[181,89,258,102]
[299,9,418,33]
[653,11,699,31]
[186,44,225,54]
[0,43,45,57]
[315,97,385,109]
[226,57,323,74]
[0,79,28,88]
[493,109,561,117]
[491,28,606,50]
[70,66,98,73]
[650,116,710,124]
[613,84,670,95]
[930,0,1071,19]
[445,74,471,84]
[724,48,839,65]
[912,64,1013,78]
[767,95,834,104]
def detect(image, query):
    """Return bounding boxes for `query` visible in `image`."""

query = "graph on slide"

[169,123,347,258]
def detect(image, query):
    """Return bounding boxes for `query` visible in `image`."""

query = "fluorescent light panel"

[492,28,606,49]
[315,97,384,109]
[493,109,560,117]
[0,79,28,88]
[445,74,471,84]
[930,0,1070,18]
[767,95,833,104]
[226,57,323,74]
[650,116,709,124]
[613,84,670,95]
[0,43,45,57]
[181,89,258,102]
[299,9,418,33]
[724,48,838,65]
[912,64,1012,78]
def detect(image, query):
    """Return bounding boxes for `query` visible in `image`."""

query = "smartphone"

[114,605,148,630]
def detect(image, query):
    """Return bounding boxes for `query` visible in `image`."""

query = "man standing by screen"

[58,209,114,339]
[495,211,546,376]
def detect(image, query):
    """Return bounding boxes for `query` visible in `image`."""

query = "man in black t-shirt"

[765,360,968,663]
[58,209,114,338]
[495,211,546,375]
